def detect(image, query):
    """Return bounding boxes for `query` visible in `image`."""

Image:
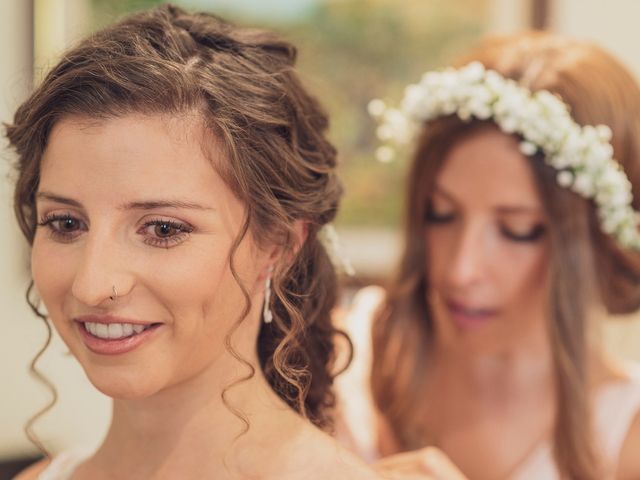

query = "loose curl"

[6,3,349,444]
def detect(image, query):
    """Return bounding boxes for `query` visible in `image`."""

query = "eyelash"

[425,205,455,224]
[36,214,194,248]
[37,214,86,242]
[139,218,194,248]
[501,225,546,243]
[425,208,546,243]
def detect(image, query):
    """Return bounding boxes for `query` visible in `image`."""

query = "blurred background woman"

[339,31,640,480]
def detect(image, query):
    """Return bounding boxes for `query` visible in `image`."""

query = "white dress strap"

[513,362,640,480]
[38,448,92,480]
[334,286,385,462]
[593,362,640,473]
[511,442,558,480]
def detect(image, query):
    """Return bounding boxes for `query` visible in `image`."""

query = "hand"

[373,446,468,480]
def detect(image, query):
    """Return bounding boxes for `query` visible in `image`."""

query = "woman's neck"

[432,318,554,396]
[85,350,308,479]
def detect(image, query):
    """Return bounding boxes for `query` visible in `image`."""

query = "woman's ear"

[259,220,309,281]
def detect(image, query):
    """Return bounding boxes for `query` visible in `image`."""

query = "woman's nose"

[445,222,487,290]
[71,232,134,307]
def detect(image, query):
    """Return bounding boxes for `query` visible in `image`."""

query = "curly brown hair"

[6,3,348,446]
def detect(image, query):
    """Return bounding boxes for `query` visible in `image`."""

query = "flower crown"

[369,61,640,251]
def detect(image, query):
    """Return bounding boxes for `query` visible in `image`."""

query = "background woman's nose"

[445,223,487,290]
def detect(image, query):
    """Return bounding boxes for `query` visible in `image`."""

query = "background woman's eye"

[425,204,455,224]
[501,224,547,242]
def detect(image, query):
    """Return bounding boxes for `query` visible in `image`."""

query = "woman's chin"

[84,369,162,400]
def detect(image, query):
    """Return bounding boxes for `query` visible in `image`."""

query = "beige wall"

[552,0,640,78]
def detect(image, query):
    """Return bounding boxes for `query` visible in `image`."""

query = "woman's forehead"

[435,128,542,209]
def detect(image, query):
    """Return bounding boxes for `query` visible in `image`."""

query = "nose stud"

[109,285,118,301]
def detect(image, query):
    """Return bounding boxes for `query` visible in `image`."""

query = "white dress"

[334,286,640,479]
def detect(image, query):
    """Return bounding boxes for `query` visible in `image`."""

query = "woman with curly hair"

[7,4,387,479]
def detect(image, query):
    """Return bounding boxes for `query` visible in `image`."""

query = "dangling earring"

[263,269,273,324]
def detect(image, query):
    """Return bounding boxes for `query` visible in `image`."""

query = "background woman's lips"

[446,300,498,329]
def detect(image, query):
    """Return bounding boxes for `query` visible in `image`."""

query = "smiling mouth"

[82,321,161,340]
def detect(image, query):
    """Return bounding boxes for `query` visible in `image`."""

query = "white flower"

[557,170,574,187]
[318,225,355,276]
[519,141,537,156]
[376,145,395,163]
[368,99,386,117]
[459,61,485,83]
[596,124,613,141]
[573,173,595,197]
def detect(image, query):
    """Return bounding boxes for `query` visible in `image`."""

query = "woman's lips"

[74,315,163,355]
[445,300,498,329]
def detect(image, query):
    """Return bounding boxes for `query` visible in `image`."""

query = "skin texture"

[22,113,380,480]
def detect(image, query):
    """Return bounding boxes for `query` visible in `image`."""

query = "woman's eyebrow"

[36,192,83,208]
[36,192,215,212]
[119,200,216,211]
[432,187,543,214]
[495,206,543,214]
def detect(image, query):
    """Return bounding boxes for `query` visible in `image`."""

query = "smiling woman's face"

[425,127,551,352]
[32,113,271,399]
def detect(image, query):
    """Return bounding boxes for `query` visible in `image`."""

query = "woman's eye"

[139,219,194,248]
[501,224,547,243]
[37,214,86,241]
[425,204,456,224]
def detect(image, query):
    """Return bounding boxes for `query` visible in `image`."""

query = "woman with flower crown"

[336,31,640,480]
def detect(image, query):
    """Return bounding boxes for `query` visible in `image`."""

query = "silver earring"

[109,285,118,301]
[263,274,273,324]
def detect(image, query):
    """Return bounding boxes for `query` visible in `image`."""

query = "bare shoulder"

[616,404,640,480]
[12,458,50,480]
[286,424,380,480]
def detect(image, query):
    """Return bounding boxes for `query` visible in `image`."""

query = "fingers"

[419,447,467,478]
[373,447,468,480]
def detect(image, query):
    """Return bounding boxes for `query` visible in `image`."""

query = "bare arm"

[374,446,468,480]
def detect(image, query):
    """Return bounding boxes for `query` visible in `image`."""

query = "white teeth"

[84,322,150,340]
[96,323,109,338]
[108,323,123,338]
[87,322,97,336]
